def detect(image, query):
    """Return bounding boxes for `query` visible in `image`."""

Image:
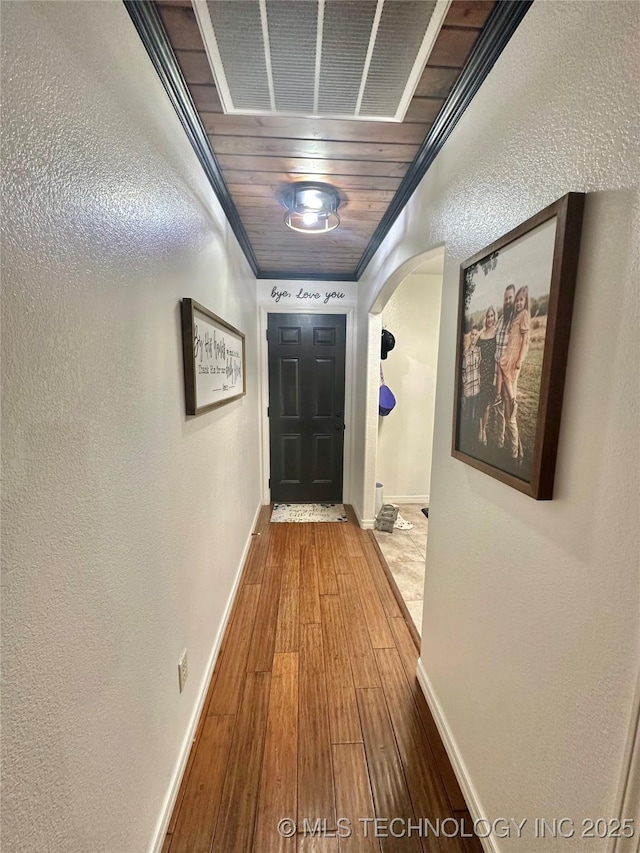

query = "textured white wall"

[376,273,442,500]
[354,1,640,848]
[1,3,260,852]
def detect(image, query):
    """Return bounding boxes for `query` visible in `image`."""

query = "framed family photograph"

[452,192,585,499]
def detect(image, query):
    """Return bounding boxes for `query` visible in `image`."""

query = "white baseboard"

[350,501,375,529]
[416,658,498,853]
[149,499,264,853]
[612,674,640,853]
[384,494,430,505]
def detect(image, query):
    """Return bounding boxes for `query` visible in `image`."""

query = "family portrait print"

[452,193,585,499]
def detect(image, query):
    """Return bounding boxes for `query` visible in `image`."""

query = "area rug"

[394,513,414,530]
[271,503,348,523]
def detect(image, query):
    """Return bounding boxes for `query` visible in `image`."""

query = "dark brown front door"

[268,313,346,503]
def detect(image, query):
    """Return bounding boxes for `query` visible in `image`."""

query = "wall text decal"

[180,298,246,416]
[270,286,346,304]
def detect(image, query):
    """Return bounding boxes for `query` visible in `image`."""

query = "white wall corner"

[350,500,375,530]
[149,499,264,853]
[416,658,500,853]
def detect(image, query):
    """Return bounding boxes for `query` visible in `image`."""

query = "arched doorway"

[363,246,445,634]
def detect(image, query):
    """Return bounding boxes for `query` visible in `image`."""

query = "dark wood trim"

[355,0,533,280]
[257,270,357,282]
[123,0,259,276]
[450,192,585,500]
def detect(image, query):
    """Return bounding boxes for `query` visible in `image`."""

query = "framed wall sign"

[452,192,585,499]
[180,298,246,416]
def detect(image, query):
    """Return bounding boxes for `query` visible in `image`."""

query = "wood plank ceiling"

[133,0,527,280]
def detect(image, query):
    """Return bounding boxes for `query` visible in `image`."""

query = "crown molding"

[257,270,357,282]
[123,0,259,276]
[355,0,534,280]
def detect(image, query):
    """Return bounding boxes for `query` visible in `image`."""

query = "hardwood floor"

[163,507,481,853]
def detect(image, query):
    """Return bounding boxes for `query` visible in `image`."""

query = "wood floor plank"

[207,583,261,715]
[161,834,173,853]
[168,697,219,832]
[243,538,267,585]
[168,715,235,853]
[338,517,367,558]
[360,539,404,620]
[315,524,339,595]
[298,623,336,830]
[299,538,321,625]
[356,688,422,852]
[336,573,381,689]
[267,523,291,566]
[243,507,275,584]
[242,504,271,583]
[328,524,352,573]
[389,617,467,814]
[275,552,300,653]
[246,561,282,672]
[285,522,301,561]
[211,671,271,853]
[331,743,379,852]
[320,595,362,744]
[299,523,315,549]
[255,652,299,853]
[374,649,464,853]
[298,837,340,853]
[348,556,395,649]
[257,504,274,531]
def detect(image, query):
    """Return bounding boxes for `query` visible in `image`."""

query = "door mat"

[271,503,348,523]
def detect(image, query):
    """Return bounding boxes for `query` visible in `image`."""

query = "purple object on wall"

[379,384,396,416]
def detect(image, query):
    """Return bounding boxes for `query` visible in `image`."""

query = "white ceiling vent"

[192,0,451,122]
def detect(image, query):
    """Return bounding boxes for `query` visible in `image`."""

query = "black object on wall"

[381,329,396,360]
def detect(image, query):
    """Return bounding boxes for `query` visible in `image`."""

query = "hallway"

[163,509,478,852]
[3,3,639,850]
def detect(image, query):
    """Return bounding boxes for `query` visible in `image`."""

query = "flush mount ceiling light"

[282,182,341,235]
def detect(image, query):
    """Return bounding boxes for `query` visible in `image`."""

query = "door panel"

[268,313,346,503]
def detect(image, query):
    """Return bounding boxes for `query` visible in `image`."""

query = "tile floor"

[373,503,428,635]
